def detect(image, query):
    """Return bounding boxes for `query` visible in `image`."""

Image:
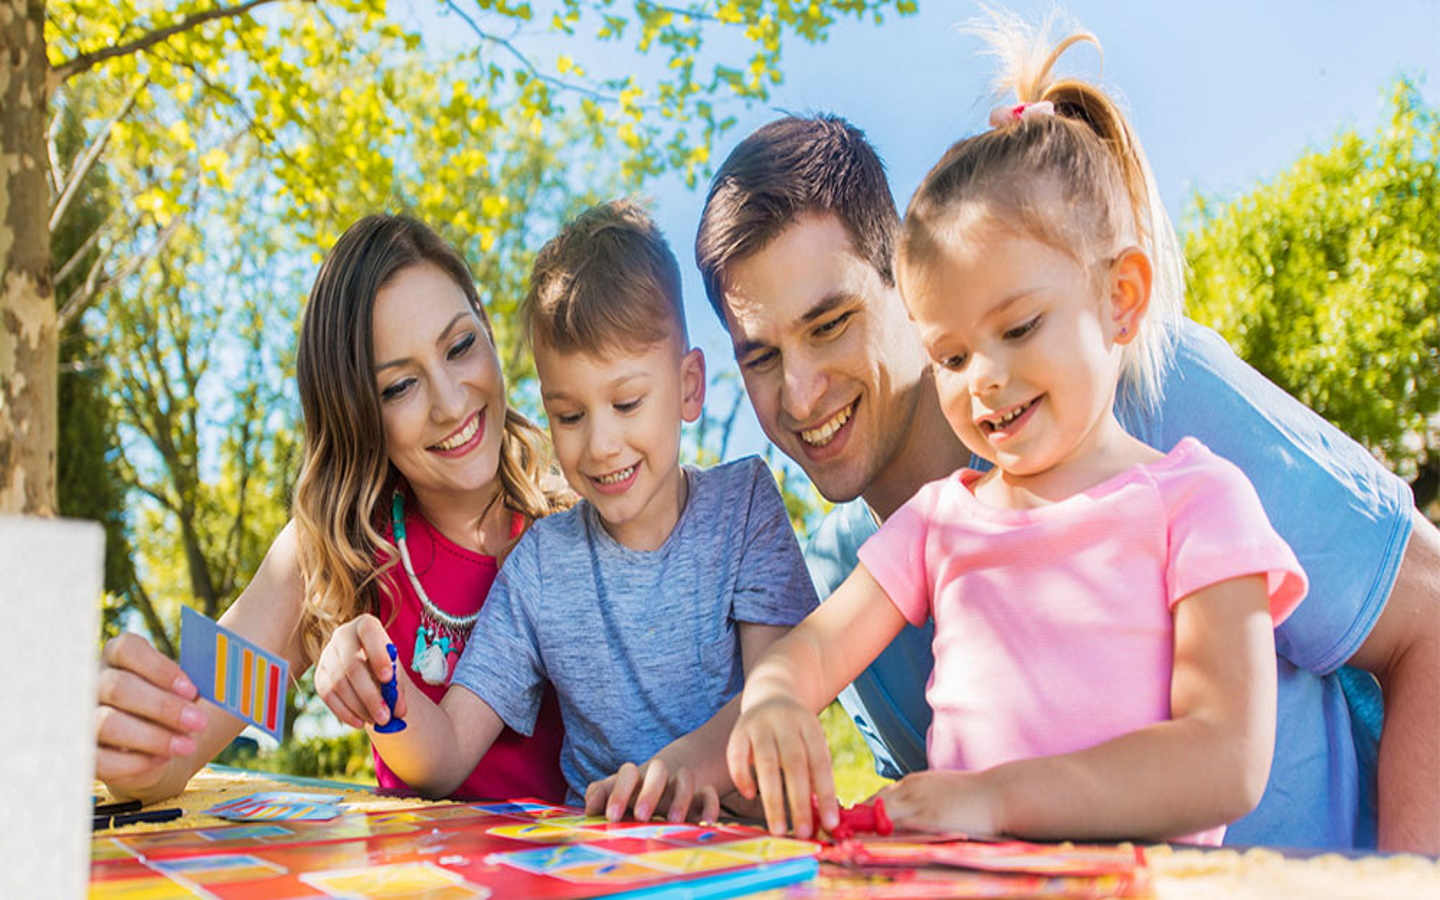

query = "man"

[695,114,1439,853]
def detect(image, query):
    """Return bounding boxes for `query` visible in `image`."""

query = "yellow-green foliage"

[1185,79,1439,491]
[821,702,893,805]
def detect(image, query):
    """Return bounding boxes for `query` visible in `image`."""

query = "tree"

[50,97,137,639]
[1185,79,1440,512]
[4,0,919,518]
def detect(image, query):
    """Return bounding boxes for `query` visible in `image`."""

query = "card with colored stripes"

[179,606,289,741]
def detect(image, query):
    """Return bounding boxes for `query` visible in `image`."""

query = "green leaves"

[45,0,913,626]
[1185,79,1439,500]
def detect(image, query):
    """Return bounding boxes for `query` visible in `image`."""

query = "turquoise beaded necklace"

[392,490,478,685]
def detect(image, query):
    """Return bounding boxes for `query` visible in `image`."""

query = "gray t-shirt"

[452,455,818,803]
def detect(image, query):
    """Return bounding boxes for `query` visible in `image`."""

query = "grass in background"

[821,702,894,804]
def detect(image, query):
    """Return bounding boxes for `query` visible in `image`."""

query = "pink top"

[858,438,1307,845]
[374,492,567,803]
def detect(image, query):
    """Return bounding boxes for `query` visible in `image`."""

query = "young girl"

[726,13,1307,846]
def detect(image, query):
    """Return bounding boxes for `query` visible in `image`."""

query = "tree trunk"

[0,0,56,515]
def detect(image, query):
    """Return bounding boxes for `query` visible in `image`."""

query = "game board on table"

[89,799,819,899]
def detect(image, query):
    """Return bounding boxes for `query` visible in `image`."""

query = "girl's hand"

[725,696,837,839]
[95,633,208,792]
[877,770,1001,837]
[585,759,721,824]
[313,614,409,729]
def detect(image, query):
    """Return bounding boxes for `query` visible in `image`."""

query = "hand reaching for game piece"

[314,614,409,730]
[812,797,893,841]
[373,643,407,733]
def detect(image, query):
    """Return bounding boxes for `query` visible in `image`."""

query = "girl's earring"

[1119,326,1128,338]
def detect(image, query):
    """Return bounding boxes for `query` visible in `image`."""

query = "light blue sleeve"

[450,532,548,736]
[804,501,932,779]
[1118,319,1413,673]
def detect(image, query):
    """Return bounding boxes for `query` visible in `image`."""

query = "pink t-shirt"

[374,493,567,803]
[858,438,1307,845]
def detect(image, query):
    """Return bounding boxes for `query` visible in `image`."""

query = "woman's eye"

[937,353,968,372]
[380,378,415,401]
[447,332,477,360]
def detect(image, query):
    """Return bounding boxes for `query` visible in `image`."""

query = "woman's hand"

[95,633,209,796]
[585,759,722,825]
[725,696,837,839]
[313,613,408,729]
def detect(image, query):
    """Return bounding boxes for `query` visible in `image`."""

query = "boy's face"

[537,337,706,551]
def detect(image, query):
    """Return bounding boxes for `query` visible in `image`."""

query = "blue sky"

[626,0,1439,461]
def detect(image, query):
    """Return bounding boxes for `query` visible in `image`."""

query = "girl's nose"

[968,351,1006,396]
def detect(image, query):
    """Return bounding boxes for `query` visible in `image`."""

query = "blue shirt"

[806,319,1412,849]
[453,456,819,804]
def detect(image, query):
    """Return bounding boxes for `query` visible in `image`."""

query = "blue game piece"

[373,643,407,733]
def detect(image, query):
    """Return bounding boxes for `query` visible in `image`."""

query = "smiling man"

[695,114,1439,853]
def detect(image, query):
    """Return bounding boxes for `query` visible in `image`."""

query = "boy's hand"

[313,614,409,729]
[877,771,1001,837]
[725,696,837,839]
[585,760,721,824]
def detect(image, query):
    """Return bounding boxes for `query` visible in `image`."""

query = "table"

[90,768,1440,899]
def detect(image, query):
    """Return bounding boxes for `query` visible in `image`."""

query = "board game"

[89,799,819,899]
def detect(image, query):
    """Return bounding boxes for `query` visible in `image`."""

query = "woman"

[94,215,569,805]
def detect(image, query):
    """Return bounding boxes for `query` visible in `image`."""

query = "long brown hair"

[900,7,1182,408]
[292,215,569,662]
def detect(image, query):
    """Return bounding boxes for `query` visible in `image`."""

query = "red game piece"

[812,797,893,841]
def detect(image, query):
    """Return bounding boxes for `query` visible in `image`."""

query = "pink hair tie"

[988,100,1055,128]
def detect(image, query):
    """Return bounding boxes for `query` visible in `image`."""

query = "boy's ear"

[680,347,706,423]
[1108,246,1152,346]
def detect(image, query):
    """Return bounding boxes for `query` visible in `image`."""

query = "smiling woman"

[94,216,572,808]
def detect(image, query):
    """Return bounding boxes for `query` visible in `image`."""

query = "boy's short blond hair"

[523,199,688,358]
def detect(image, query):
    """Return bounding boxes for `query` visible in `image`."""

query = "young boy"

[344,200,817,820]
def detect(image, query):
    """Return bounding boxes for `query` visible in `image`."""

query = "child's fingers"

[635,760,672,823]
[605,762,643,821]
[660,766,694,823]
[776,734,816,839]
[748,736,791,837]
[725,729,758,799]
[694,784,721,824]
[584,775,616,817]
[802,723,839,832]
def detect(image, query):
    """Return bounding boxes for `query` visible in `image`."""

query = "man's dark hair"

[695,114,900,328]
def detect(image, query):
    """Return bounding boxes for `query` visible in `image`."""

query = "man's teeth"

[432,415,480,451]
[800,404,853,447]
[596,464,637,485]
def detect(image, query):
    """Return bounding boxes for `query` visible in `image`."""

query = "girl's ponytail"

[904,7,1182,408]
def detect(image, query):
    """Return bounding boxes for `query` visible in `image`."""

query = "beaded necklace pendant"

[392,491,478,686]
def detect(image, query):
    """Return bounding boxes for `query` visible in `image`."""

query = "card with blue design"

[179,606,289,741]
